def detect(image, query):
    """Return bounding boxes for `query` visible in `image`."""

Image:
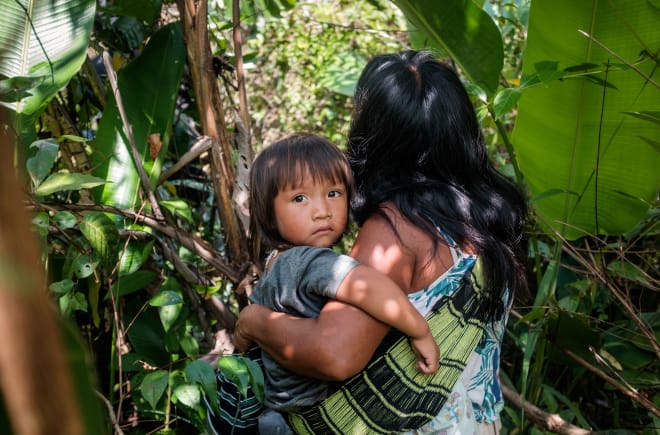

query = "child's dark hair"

[348,51,529,321]
[248,133,353,263]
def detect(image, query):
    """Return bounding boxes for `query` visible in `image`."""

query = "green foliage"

[494,6,660,427]
[152,290,183,332]
[27,139,59,184]
[186,360,220,415]
[217,355,265,404]
[108,0,162,24]
[141,369,169,409]
[241,0,407,147]
[34,172,107,197]
[79,212,120,270]
[109,269,157,299]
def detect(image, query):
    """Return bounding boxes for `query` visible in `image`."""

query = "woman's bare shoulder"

[350,205,421,292]
[358,204,455,291]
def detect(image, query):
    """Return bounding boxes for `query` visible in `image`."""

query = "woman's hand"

[233,303,262,353]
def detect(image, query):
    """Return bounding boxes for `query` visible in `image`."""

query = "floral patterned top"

[403,231,508,434]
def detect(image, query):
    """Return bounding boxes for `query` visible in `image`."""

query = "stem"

[165,373,172,429]
[232,0,251,143]
[491,112,524,186]
[577,30,659,89]
[95,390,124,435]
[27,201,240,283]
[108,275,126,425]
[561,347,660,418]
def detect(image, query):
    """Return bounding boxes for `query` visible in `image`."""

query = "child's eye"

[293,194,306,203]
[328,190,343,198]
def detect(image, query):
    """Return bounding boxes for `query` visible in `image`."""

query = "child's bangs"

[279,153,348,190]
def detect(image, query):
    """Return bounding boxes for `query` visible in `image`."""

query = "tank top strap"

[408,227,477,316]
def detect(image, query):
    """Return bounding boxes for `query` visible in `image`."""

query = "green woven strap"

[287,264,487,434]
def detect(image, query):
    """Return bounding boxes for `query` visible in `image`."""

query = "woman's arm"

[234,212,417,380]
[234,300,390,380]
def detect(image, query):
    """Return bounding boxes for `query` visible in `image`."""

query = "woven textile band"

[206,349,263,434]
[287,264,487,434]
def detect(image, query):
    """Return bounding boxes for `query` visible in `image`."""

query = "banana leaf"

[91,22,185,211]
[512,0,660,239]
[392,0,503,97]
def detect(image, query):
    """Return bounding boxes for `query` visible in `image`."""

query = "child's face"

[273,172,348,248]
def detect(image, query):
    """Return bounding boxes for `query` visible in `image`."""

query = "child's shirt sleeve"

[250,246,360,317]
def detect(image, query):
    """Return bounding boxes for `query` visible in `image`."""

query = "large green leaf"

[392,0,504,96]
[122,296,169,366]
[0,0,95,144]
[217,355,265,404]
[91,22,185,210]
[512,0,660,239]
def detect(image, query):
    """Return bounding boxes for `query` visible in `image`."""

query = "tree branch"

[502,382,595,434]
[561,235,660,361]
[562,346,660,418]
[232,0,251,145]
[157,135,213,185]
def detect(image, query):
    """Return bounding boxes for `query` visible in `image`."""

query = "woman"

[234,50,528,434]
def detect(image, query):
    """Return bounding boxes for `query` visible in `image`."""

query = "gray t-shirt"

[249,246,360,411]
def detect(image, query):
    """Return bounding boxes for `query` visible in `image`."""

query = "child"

[247,133,440,413]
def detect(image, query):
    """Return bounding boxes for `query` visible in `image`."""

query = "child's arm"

[334,265,440,374]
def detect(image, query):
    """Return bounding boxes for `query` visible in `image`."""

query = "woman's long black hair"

[348,50,528,320]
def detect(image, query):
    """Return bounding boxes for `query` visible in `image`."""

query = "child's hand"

[410,332,440,374]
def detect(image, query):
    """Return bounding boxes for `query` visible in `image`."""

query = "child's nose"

[313,199,332,219]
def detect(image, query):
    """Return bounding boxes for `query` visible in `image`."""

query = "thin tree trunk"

[175,0,248,266]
